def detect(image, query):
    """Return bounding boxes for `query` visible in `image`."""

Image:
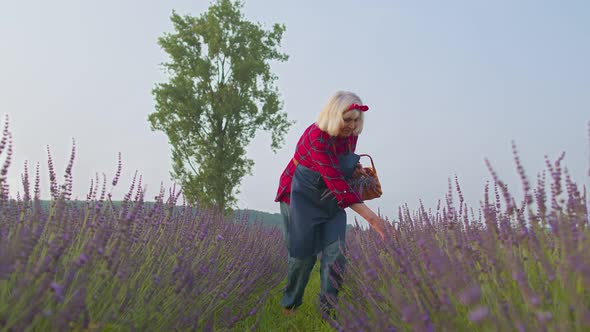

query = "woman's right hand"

[350,203,387,241]
[352,163,368,178]
[367,215,386,241]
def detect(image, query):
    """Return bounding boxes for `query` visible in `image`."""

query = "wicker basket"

[352,154,382,201]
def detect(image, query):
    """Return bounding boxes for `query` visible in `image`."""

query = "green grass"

[232,263,335,332]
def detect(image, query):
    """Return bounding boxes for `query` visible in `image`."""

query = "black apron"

[288,145,360,258]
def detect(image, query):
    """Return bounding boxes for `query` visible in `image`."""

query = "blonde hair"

[316,91,365,136]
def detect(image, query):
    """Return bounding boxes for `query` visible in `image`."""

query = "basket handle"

[358,154,376,171]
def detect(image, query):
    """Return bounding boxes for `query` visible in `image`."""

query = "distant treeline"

[34,200,284,228]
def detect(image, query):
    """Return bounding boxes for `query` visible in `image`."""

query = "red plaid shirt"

[275,123,362,209]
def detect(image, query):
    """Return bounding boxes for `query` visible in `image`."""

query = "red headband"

[346,103,369,112]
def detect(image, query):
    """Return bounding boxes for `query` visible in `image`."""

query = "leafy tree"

[149,0,292,212]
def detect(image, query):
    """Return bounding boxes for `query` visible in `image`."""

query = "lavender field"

[1,117,590,332]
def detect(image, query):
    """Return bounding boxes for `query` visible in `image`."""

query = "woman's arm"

[350,202,386,240]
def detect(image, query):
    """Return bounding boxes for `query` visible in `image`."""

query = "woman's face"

[339,111,360,137]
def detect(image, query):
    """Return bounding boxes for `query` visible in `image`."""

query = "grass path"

[233,263,335,332]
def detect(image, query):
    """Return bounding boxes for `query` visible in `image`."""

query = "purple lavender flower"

[535,311,552,324]
[50,282,64,302]
[112,152,122,187]
[459,284,482,305]
[468,306,489,323]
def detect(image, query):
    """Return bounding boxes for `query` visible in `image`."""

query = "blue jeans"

[279,202,346,310]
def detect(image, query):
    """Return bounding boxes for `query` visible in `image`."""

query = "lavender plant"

[0,116,287,331]
[3,112,589,332]
[329,123,590,332]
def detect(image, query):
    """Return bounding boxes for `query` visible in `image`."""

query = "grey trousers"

[279,202,346,310]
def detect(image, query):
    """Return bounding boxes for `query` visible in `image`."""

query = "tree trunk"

[216,117,226,213]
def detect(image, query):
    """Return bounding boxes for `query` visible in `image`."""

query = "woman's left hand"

[352,163,367,178]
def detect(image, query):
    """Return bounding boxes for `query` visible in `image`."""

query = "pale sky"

[1,0,589,224]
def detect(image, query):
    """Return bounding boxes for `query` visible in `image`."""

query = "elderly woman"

[275,91,386,317]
